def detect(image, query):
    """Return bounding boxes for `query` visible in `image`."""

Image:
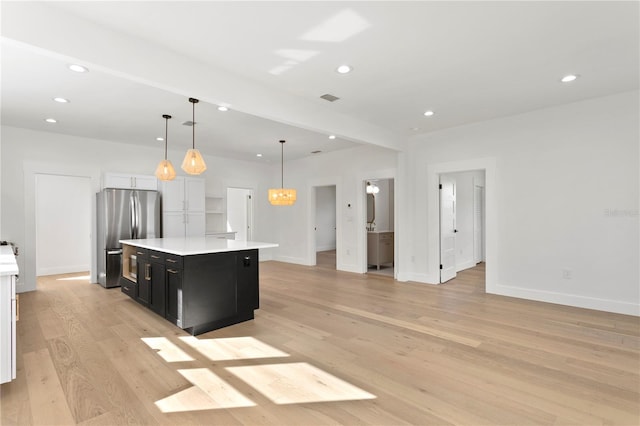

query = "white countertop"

[0,246,19,276]
[119,237,278,256]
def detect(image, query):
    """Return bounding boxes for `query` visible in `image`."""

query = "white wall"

[401,91,639,315]
[1,126,275,293]
[269,144,398,272]
[35,174,92,275]
[315,185,336,251]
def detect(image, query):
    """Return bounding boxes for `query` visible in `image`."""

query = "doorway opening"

[314,185,337,270]
[438,170,486,287]
[365,178,395,278]
[226,188,253,241]
[35,173,92,277]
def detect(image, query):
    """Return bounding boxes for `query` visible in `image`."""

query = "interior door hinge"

[439,184,442,189]
[440,264,443,270]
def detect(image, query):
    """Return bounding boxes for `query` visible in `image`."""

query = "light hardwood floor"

[1,263,639,425]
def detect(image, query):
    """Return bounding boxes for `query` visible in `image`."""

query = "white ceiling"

[2,1,638,163]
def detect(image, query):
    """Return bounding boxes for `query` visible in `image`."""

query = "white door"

[185,178,205,212]
[474,185,485,264]
[185,212,206,237]
[162,212,185,238]
[226,188,253,241]
[440,175,457,283]
[161,177,185,212]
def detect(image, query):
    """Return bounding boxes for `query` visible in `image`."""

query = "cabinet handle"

[145,264,151,280]
[167,269,178,274]
[167,259,177,263]
[123,286,130,291]
[151,255,160,259]
[137,251,144,256]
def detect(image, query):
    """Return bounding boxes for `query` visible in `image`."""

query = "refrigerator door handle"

[107,249,123,255]
[130,192,137,239]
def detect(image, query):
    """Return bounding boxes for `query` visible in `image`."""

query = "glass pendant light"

[155,114,177,181]
[268,140,297,206]
[181,97,207,175]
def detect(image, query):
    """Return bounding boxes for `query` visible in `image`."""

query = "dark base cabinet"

[122,247,259,335]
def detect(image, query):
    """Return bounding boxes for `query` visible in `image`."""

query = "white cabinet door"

[162,212,185,238]
[185,179,205,212]
[104,173,158,190]
[161,178,186,212]
[132,175,158,190]
[185,212,205,237]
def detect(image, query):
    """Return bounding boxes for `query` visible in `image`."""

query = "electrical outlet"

[562,268,572,280]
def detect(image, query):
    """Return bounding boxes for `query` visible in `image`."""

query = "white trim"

[22,161,101,292]
[455,260,477,273]
[37,265,90,276]
[273,255,311,266]
[426,158,497,293]
[306,178,341,269]
[357,169,397,276]
[493,284,640,317]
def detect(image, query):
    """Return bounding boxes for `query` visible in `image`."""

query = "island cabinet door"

[182,253,237,329]
[149,261,166,317]
[136,258,150,307]
[236,250,259,310]
[166,267,183,327]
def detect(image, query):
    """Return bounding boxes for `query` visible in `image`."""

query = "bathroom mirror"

[367,194,375,224]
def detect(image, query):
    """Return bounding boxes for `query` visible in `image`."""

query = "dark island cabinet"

[122,245,259,335]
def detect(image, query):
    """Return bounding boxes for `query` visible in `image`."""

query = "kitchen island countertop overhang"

[119,237,278,255]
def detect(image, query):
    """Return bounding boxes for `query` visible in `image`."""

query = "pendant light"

[155,114,177,181]
[268,140,297,206]
[181,97,207,175]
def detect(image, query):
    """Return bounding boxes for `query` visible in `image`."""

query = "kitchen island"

[119,237,277,335]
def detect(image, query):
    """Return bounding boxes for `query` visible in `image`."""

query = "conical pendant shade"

[155,114,177,181]
[181,97,207,175]
[155,159,176,181]
[181,148,207,175]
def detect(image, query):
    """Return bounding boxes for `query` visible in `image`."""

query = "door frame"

[358,169,396,276]
[23,161,101,291]
[226,187,253,241]
[426,158,496,292]
[306,178,341,268]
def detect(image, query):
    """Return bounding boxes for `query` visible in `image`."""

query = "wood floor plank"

[23,348,75,425]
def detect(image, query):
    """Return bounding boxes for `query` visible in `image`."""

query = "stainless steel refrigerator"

[96,189,161,288]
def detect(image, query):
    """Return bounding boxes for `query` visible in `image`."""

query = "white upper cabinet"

[103,173,158,190]
[160,177,205,237]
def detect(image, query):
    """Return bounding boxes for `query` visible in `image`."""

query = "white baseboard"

[316,245,336,252]
[273,255,311,266]
[456,260,477,272]
[37,265,89,276]
[337,264,361,274]
[492,284,640,316]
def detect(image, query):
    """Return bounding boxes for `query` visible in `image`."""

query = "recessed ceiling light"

[68,64,89,73]
[336,65,352,74]
[328,135,336,140]
[561,74,578,83]
[256,153,263,157]
[423,110,435,117]
[410,127,420,131]
[217,106,229,112]
[156,137,164,141]
[45,118,57,123]
[53,97,69,103]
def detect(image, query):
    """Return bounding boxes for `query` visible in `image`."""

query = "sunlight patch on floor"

[179,336,289,361]
[227,362,376,405]
[155,368,255,412]
[141,337,194,362]
[55,274,91,281]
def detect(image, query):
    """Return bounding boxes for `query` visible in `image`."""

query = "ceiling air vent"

[311,150,322,154]
[320,94,340,102]
[182,121,195,126]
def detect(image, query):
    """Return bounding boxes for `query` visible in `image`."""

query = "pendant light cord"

[281,141,284,188]
[192,100,195,149]
[164,117,169,160]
